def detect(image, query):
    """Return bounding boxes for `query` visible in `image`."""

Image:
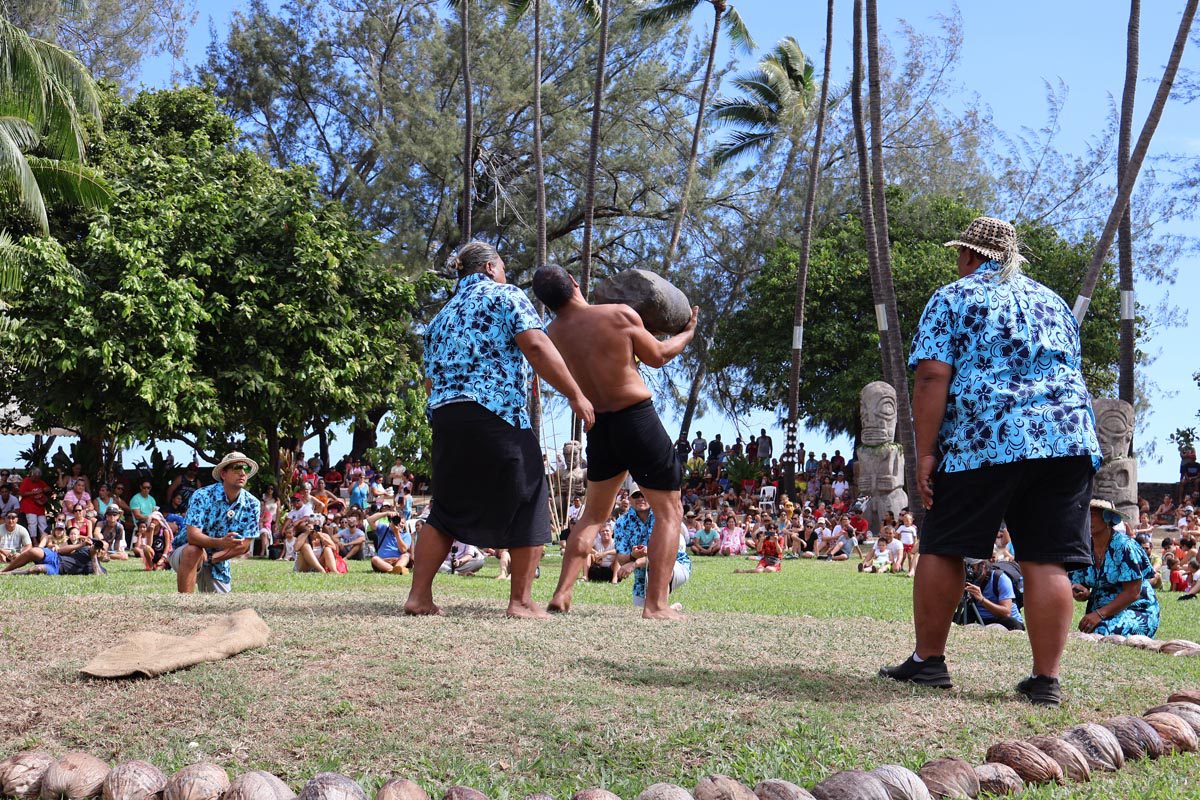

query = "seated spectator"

[140,513,172,570]
[832,474,849,500]
[68,502,94,539]
[439,541,485,575]
[736,529,783,573]
[1155,494,1176,525]
[962,557,1025,630]
[689,516,720,556]
[1178,558,1200,598]
[586,522,618,583]
[64,479,91,514]
[59,463,91,495]
[994,526,1014,561]
[0,484,19,517]
[368,512,411,575]
[0,512,31,562]
[718,515,746,556]
[1071,499,1160,636]
[860,526,904,574]
[336,511,368,560]
[614,521,690,610]
[294,520,338,573]
[128,521,152,560]
[348,474,370,510]
[94,506,128,560]
[0,526,103,576]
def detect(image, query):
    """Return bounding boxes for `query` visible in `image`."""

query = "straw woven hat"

[944,216,1020,262]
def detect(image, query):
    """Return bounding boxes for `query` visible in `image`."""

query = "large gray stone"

[593,269,691,335]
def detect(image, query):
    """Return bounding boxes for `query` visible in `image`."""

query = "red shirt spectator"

[18,473,50,516]
[324,468,344,489]
[849,512,870,536]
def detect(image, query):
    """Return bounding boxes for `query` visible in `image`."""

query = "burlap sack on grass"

[80,608,270,679]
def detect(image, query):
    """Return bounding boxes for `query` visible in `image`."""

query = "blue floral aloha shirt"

[613,509,691,602]
[173,483,261,585]
[423,272,544,429]
[908,259,1101,473]
[1069,531,1160,638]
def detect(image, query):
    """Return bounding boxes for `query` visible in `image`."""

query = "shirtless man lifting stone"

[532,265,697,619]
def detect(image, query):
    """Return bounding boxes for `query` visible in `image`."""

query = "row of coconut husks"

[2,691,1200,800]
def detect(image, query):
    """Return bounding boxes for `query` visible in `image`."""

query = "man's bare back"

[546,304,653,413]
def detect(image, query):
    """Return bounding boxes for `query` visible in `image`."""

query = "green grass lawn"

[1,555,1199,799]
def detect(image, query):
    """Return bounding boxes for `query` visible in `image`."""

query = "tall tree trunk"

[662,3,723,272]
[579,0,611,301]
[784,0,834,499]
[529,0,547,440]
[317,419,330,469]
[1117,0,1140,416]
[460,0,474,242]
[851,0,885,379]
[351,406,388,460]
[1075,0,1197,322]
[677,335,711,441]
[865,0,921,524]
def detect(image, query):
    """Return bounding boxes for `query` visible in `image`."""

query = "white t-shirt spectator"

[832,479,849,498]
[592,536,615,567]
[886,539,903,561]
[898,524,918,546]
[287,503,314,523]
[0,523,31,552]
[389,463,405,488]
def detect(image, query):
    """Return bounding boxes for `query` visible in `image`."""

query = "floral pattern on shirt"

[423,272,544,429]
[909,260,1101,473]
[613,509,691,601]
[176,483,261,585]
[1069,531,1160,638]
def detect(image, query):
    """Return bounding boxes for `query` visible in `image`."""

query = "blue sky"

[10,1,1196,480]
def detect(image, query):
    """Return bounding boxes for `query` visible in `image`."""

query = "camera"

[964,558,987,585]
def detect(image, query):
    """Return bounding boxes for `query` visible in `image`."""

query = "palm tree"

[459,0,474,242]
[576,0,607,303]
[0,15,111,237]
[784,3,834,497]
[638,0,755,273]
[1075,0,1197,323]
[1117,0,1140,412]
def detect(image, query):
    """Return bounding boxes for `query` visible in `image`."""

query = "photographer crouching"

[956,557,1025,631]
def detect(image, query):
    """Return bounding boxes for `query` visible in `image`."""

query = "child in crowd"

[736,529,783,573]
[897,511,918,574]
[860,526,903,573]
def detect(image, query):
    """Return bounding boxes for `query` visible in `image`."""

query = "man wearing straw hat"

[879,216,1101,707]
[170,451,262,594]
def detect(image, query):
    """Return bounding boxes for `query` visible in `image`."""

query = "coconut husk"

[101,762,166,800]
[1,752,55,800]
[752,780,815,800]
[1144,704,1200,737]
[523,795,555,800]
[693,777,756,800]
[297,775,366,800]
[634,785,692,800]
[868,765,931,800]
[441,789,486,800]
[984,741,1062,785]
[917,759,978,800]
[163,765,229,800]
[1100,634,1127,645]
[40,753,110,800]
[1143,712,1200,753]
[1158,639,1200,655]
[809,771,890,800]
[1123,634,1155,649]
[1061,724,1124,772]
[971,765,1021,797]
[1167,690,1200,707]
[1103,716,1166,761]
[1025,736,1090,783]
[225,771,296,800]
[572,791,620,800]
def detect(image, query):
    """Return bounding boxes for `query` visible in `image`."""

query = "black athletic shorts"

[919,455,1094,568]
[426,402,551,549]
[585,399,681,491]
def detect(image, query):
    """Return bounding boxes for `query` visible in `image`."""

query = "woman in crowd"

[58,463,91,495]
[1071,499,1160,637]
[258,485,278,557]
[92,484,116,519]
[94,506,129,559]
[64,479,91,513]
[69,502,94,539]
[294,520,339,573]
[718,514,745,556]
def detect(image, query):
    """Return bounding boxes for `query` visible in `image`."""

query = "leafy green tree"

[709,190,1121,436]
[2,86,422,484]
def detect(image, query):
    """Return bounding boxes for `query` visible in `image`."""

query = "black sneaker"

[1016,675,1062,707]
[879,655,953,688]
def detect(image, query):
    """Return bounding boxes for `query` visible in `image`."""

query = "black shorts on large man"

[919,455,1093,568]
[586,399,681,491]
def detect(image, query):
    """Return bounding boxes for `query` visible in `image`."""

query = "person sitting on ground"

[689,516,720,556]
[1,526,103,576]
[613,516,690,610]
[294,519,339,573]
[736,528,783,573]
[1177,559,1200,600]
[0,484,19,518]
[129,480,157,526]
[335,511,368,560]
[64,479,91,516]
[0,512,31,562]
[368,511,412,575]
[718,514,746,556]
[141,512,172,571]
[439,541,486,576]
[861,526,904,574]
[128,521,151,560]
[1071,499,1160,636]
[962,557,1025,630]
[586,522,618,583]
[94,506,128,560]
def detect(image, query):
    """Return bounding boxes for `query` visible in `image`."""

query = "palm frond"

[709,98,775,130]
[0,116,39,152]
[30,38,100,124]
[570,0,603,26]
[0,125,48,234]
[26,156,113,212]
[0,229,23,295]
[0,18,49,127]
[505,0,532,24]
[722,6,756,54]
[729,74,783,107]
[636,0,700,30]
[38,78,86,162]
[771,36,808,77]
[711,129,772,166]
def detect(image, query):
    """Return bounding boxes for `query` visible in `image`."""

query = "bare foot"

[507,601,552,620]
[642,606,686,620]
[403,599,443,616]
